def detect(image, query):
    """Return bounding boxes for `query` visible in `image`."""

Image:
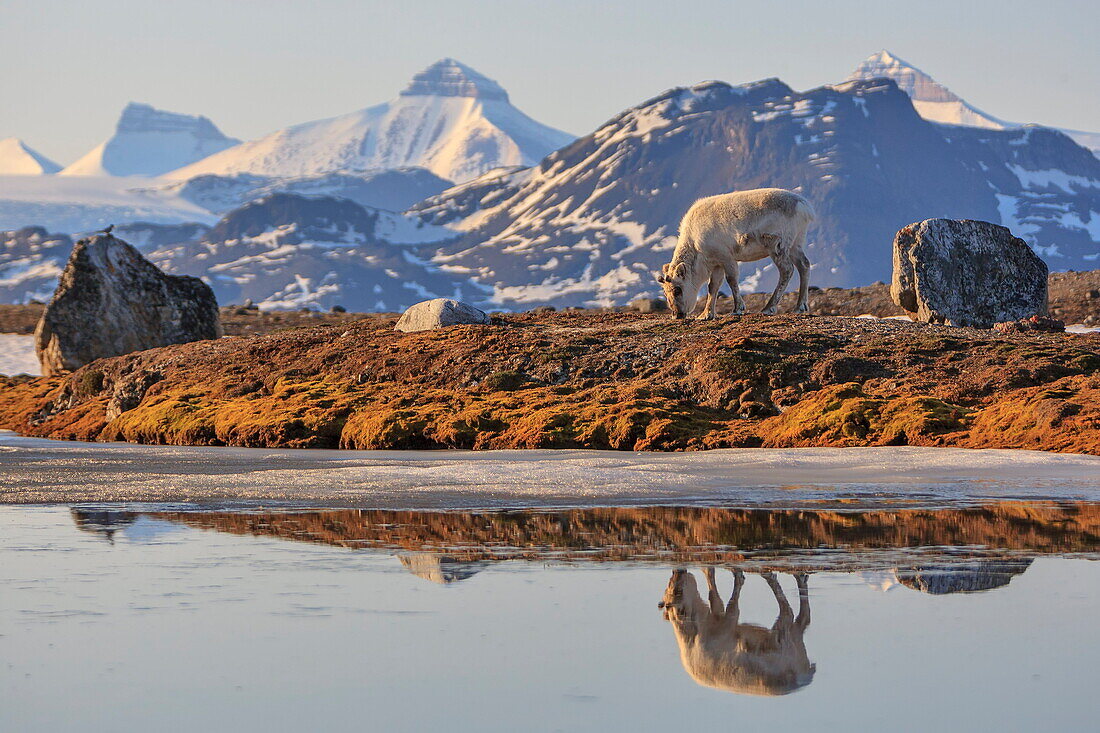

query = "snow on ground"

[1,433,1097,507]
[855,314,914,321]
[1068,324,1100,334]
[0,175,216,232]
[0,334,38,376]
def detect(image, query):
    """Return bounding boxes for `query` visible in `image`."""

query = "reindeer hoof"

[794,302,809,314]
[761,306,778,315]
[695,312,716,321]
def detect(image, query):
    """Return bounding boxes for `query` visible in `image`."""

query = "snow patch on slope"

[0,334,39,376]
[0,175,217,232]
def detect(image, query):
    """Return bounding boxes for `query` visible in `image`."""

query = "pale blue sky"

[3,0,1098,164]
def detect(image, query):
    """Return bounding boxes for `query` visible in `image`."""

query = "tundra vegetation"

[1,310,1098,453]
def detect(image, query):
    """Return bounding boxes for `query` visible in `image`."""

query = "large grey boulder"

[35,233,222,376]
[394,298,491,332]
[891,219,1048,328]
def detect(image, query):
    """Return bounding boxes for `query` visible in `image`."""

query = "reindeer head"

[654,262,696,319]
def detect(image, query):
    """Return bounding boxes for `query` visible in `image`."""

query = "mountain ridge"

[846,50,1100,157]
[60,102,241,177]
[165,59,574,184]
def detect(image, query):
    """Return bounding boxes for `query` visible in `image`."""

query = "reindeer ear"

[661,263,671,275]
[672,262,688,281]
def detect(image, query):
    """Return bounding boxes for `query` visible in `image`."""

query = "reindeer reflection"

[659,568,815,696]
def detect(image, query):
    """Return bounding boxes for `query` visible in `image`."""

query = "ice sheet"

[1,432,1097,508]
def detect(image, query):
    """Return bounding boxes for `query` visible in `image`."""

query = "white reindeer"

[659,568,815,696]
[654,188,815,319]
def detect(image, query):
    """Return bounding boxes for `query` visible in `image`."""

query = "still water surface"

[2,504,1099,732]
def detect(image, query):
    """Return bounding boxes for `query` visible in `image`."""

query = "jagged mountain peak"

[166,62,574,184]
[847,50,1099,156]
[115,102,228,139]
[846,51,1007,130]
[0,137,62,175]
[60,102,240,177]
[848,50,962,105]
[400,58,509,101]
[413,73,1100,307]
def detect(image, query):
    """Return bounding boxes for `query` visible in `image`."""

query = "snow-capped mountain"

[0,174,217,234]
[166,59,574,184]
[146,194,471,311]
[0,138,62,175]
[0,166,449,236]
[5,72,1098,312]
[0,226,75,302]
[846,51,1006,129]
[163,167,452,216]
[60,102,240,177]
[846,51,1100,157]
[410,77,1100,306]
[1,194,468,310]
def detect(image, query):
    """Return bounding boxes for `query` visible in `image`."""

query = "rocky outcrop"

[34,234,221,376]
[894,559,1033,594]
[891,219,1049,328]
[394,298,491,332]
[993,316,1065,335]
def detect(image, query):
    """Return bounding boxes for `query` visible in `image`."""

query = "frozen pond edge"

[2,431,1098,508]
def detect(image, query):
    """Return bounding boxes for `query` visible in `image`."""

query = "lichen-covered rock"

[105,369,163,421]
[891,219,1048,328]
[394,298,491,332]
[629,297,667,313]
[34,234,221,376]
[993,316,1065,335]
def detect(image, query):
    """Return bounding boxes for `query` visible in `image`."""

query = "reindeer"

[659,568,815,696]
[654,188,815,319]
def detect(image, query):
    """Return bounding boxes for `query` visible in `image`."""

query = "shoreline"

[4,432,1099,507]
[3,311,1099,454]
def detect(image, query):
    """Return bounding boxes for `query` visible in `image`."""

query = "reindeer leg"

[704,567,723,616]
[762,571,794,626]
[794,251,810,314]
[696,267,723,321]
[795,572,811,629]
[725,568,744,627]
[761,259,794,315]
[724,261,745,315]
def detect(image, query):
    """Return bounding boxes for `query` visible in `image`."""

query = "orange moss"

[760,383,972,447]
[339,383,741,451]
[2,312,1098,454]
[965,375,1100,453]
